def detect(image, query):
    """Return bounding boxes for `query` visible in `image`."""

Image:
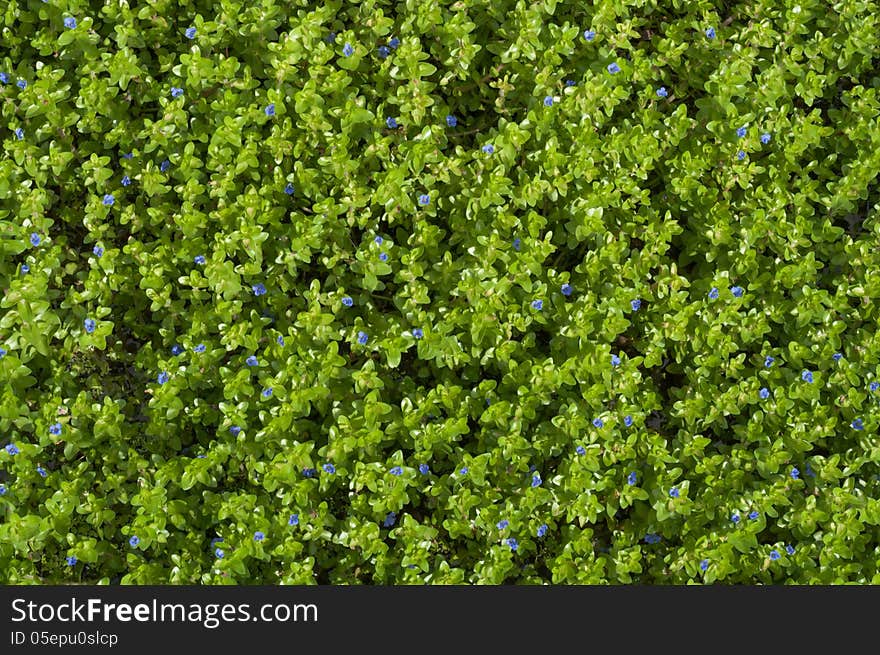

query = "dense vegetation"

[2,0,880,584]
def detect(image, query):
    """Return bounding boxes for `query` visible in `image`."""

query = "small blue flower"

[708,287,719,299]
[496,519,510,531]
[412,328,424,339]
[326,32,336,43]
[852,418,864,430]
[761,133,771,144]
[0,484,6,495]
[565,80,576,87]
[832,352,843,362]
[64,17,77,29]
[252,283,267,296]
[390,466,403,476]
[576,445,586,456]
[36,466,47,478]
[531,299,543,310]
[342,296,354,307]
[262,387,273,398]
[20,264,29,274]
[419,463,429,475]
[543,96,554,107]
[736,126,747,139]
[624,415,633,427]
[418,194,430,205]
[627,471,637,486]
[736,150,746,161]
[388,37,400,49]
[513,238,521,251]
[749,510,759,520]
[669,487,680,498]
[706,27,716,39]
[0,347,6,358]
[699,559,709,572]
[129,535,140,547]
[731,286,744,297]
[759,387,770,399]
[194,255,206,265]
[265,103,275,116]
[302,467,317,478]
[790,467,800,480]
[0,73,7,84]
[607,62,621,74]
[254,531,265,541]
[185,27,197,39]
[84,318,96,334]
[611,354,621,367]
[229,426,241,436]
[66,556,77,566]
[342,43,354,57]
[644,533,661,544]
[459,467,468,475]
[656,86,668,98]
[731,513,740,524]
[870,381,879,392]
[446,114,457,127]
[801,370,813,383]
[357,331,368,345]
[379,252,388,262]
[30,233,41,247]
[289,514,299,526]
[121,175,131,187]
[14,128,24,140]
[531,473,542,487]
[373,236,384,246]
[49,423,62,436]
[764,355,775,368]
[482,144,494,154]
[103,194,115,206]
[284,182,295,195]
[171,87,184,98]
[537,524,548,538]
[592,418,604,428]
[505,537,519,552]
[92,245,104,257]
[17,79,27,89]
[246,355,259,367]
[629,298,642,312]
[561,283,572,297]
[323,463,336,474]
[122,152,133,159]
[215,548,224,559]
[377,45,390,59]
[160,159,171,172]
[171,345,184,356]
[157,371,169,384]
[383,512,397,527]
[386,117,398,129]
[6,444,20,455]
[583,30,596,41]
[277,335,285,346]
[194,343,206,353]
[769,550,780,561]
[785,544,795,555]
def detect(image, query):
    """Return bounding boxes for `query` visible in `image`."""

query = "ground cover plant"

[2,0,880,584]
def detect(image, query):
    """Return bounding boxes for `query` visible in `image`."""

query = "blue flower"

[592,418,604,428]
[379,252,388,262]
[302,467,317,478]
[736,126,747,139]
[160,159,171,172]
[706,27,716,38]
[81,317,96,335]
[390,466,403,476]
[357,331,368,345]
[122,152,133,159]
[36,466,47,478]
[0,347,6,358]
[129,535,140,547]
[265,103,275,116]
[656,86,668,98]
[764,355,775,368]
[607,62,621,74]
[761,133,771,144]
[699,559,709,572]
[736,150,746,160]
[17,79,27,89]
[14,128,23,140]
[459,467,468,475]
[252,283,267,296]
[708,287,719,299]
[20,264,29,274]
[262,387,273,398]
[373,236,384,246]
[0,73,7,84]
[288,514,299,526]
[103,194,115,206]
[627,471,637,485]
[543,96,554,107]
[583,30,596,41]
[49,423,62,436]
[482,144,494,154]
[385,117,398,129]
[611,354,621,367]
[277,335,285,346]
[870,382,879,392]
[323,463,336,474]
[749,510,759,520]
[0,484,6,495]
[624,415,633,427]
[576,445,586,456]
[66,556,77,566]
[30,233,41,247]
[852,418,864,431]
[343,42,354,57]
[383,512,397,527]
[342,296,354,307]
[832,352,843,362]
[419,463,429,475]
[90,245,104,258]
[506,538,519,551]
[561,283,573,297]
[446,114,457,127]
[731,513,740,524]
[246,355,259,367]
[565,80,576,87]
[388,37,400,49]
[326,32,336,43]
[531,473,542,487]
[121,175,131,187]
[215,548,224,559]
[157,371,169,384]
[254,531,265,541]
[801,370,813,383]
[284,182,295,195]
[229,426,241,436]
[790,468,800,480]
[669,487,680,498]
[171,344,184,356]
[531,299,543,310]
[412,328,424,339]
[785,544,795,555]
[377,45,390,58]
[171,87,183,98]
[537,524,548,537]
[194,343,206,353]
[644,533,661,544]
[64,17,77,29]
[769,550,780,561]
[731,286,744,297]
[185,27,196,39]
[513,238,521,251]
[759,387,770,399]
[418,194,430,205]
[194,255,206,265]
